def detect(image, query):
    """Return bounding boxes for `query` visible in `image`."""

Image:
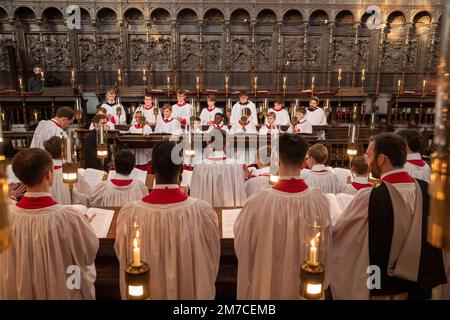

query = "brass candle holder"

[125,262,150,300]
[299,261,325,300]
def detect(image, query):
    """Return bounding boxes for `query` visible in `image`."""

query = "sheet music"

[221,209,241,239]
[107,168,147,184]
[83,168,105,190]
[87,208,115,238]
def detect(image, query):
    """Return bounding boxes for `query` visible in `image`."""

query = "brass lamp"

[96,125,108,165]
[0,121,10,253]
[61,132,78,204]
[125,218,150,300]
[346,123,359,166]
[428,3,450,250]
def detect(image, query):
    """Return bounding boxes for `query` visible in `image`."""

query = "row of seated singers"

[1,131,447,299]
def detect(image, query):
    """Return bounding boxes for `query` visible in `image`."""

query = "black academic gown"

[27,75,43,92]
[83,130,111,171]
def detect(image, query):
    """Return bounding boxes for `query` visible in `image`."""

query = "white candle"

[67,135,73,163]
[338,68,342,81]
[351,124,356,143]
[312,76,315,85]
[100,125,104,144]
[361,69,365,81]
[309,239,317,264]
[71,69,75,80]
[371,112,375,123]
[76,99,80,111]
[422,80,427,95]
[19,77,23,86]
[142,69,146,80]
[40,72,44,80]
[397,79,401,95]
[133,238,140,266]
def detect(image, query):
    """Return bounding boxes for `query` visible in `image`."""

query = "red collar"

[351,182,373,190]
[381,171,415,184]
[110,116,116,124]
[239,120,250,126]
[111,179,133,186]
[266,124,274,129]
[53,165,62,170]
[183,165,194,171]
[207,107,216,112]
[50,119,62,128]
[407,159,426,167]
[16,196,58,210]
[177,101,187,107]
[298,119,306,124]
[207,156,227,161]
[143,105,154,110]
[273,179,309,193]
[312,170,328,173]
[142,188,188,204]
[163,117,174,123]
[273,107,282,112]
[214,123,224,129]
[134,124,142,129]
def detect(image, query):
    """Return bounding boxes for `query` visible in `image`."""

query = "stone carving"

[256,10,276,23]
[282,36,304,71]
[148,36,171,70]
[405,38,418,71]
[255,38,272,71]
[357,38,370,69]
[283,10,303,23]
[130,37,147,69]
[230,10,250,23]
[78,37,97,71]
[42,35,72,70]
[26,34,45,68]
[204,38,221,70]
[151,9,170,22]
[306,36,321,71]
[180,37,199,70]
[204,10,224,24]
[0,38,15,71]
[383,39,404,72]
[97,36,122,70]
[333,37,354,69]
[178,10,198,23]
[97,9,117,24]
[230,37,251,70]
[124,9,144,23]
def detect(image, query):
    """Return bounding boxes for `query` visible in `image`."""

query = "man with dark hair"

[397,129,431,182]
[234,133,331,299]
[43,136,88,205]
[0,148,98,299]
[330,133,446,300]
[230,90,257,127]
[268,97,290,125]
[114,140,220,299]
[30,106,75,149]
[90,149,148,207]
[306,96,327,125]
[84,113,111,170]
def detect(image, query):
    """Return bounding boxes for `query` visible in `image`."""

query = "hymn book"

[221,209,242,239]
[71,205,115,238]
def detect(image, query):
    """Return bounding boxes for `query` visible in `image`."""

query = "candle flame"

[133,238,138,249]
[311,239,316,247]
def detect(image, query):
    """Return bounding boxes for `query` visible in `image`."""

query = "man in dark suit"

[27,64,44,92]
[84,114,112,171]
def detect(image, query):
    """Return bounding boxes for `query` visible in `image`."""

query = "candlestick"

[142,69,147,82]
[133,238,141,267]
[283,75,287,96]
[338,68,342,82]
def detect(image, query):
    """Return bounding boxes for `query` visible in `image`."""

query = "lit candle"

[225,74,229,96]
[118,68,121,78]
[34,111,38,121]
[71,69,75,81]
[361,69,365,81]
[422,80,427,96]
[1,112,4,121]
[371,112,375,123]
[309,239,317,265]
[397,79,401,95]
[76,99,80,111]
[142,69,147,81]
[283,75,287,95]
[351,124,356,143]
[19,77,23,87]
[196,74,200,94]
[254,75,258,94]
[167,76,170,94]
[312,76,315,86]
[100,125,104,144]
[338,68,342,82]
[40,72,45,80]
[133,238,141,267]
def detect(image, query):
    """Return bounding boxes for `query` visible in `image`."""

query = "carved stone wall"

[0,1,444,91]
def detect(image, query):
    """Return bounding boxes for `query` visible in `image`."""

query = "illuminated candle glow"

[361,69,366,81]
[133,238,141,267]
[309,239,317,264]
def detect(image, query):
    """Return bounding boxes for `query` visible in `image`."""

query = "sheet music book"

[71,205,115,238]
[221,209,242,239]
[107,168,147,184]
[83,168,106,190]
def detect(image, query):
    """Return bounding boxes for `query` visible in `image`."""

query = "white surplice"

[404,153,431,182]
[171,102,194,124]
[128,124,153,165]
[89,174,148,207]
[199,107,222,125]
[101,102,127,125]
[339,177,372,195]
[154,117,182,135]
[230,101,258,126]
[50,159,89,205]
[0,193,99,299]
[30,119,66,149]
[306,107,327,125]
[268,108,290,126]
[114,187,220,299]
[244,166,270,197]
[286,119,313,134]
[304,164,339,194]
[190,152,247,207]
[131,105,160,125]
[234,182,331,299]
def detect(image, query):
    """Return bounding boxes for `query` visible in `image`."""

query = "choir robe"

[88,121,115,131]
[128,124,153,166]
[268,108,290,125]
[101,101,127,125]
[304,164,339,194]
[286,119,313,134]
[244,166,270,197]
[131,104,160,125]
[89,174,148,207]
[339,176,373,195]
[234,178,331,299]
[30,119,66,149]
[154,117,182,135]
[190,151,247,207]
[230,101,258,126]
[230,121,258,165]
[205,123,230,134]
[199,107,222,125]
[330,170,446,300]
[171,101,194,125]
[404,153,431,182]
[114,185,220,299]
[306,107,327,125]
[258,124,279,135]
[0,193,99,299]
[331,167,353,187]
[50,159,89,205]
